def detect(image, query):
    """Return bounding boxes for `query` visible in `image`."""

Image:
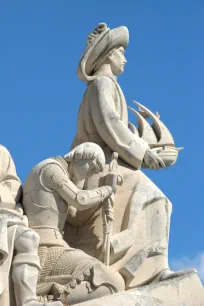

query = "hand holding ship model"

[128,101,183,168]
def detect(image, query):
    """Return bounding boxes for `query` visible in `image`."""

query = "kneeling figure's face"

[73,158,101,182]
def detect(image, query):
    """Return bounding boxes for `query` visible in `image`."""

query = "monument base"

[74,271,204,306]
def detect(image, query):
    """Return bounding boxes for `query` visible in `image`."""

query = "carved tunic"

[0,145,21,208]
[70,76,172,286]
[72,75,148,169]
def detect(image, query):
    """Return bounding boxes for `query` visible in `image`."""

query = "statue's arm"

[0,145,22,204]
[89,77,149,169]
[41,164,113,211]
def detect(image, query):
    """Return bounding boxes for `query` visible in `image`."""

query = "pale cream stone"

[135,270,204,306]
[74,294,164,306]
[0,145,62,306]
[22,143,125,305]
[73,271,204,306]
[67,23,184,288]
[1,22,203,306]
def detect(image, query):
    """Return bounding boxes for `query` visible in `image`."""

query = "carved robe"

[0,145,22,306]
[68,75,172,287]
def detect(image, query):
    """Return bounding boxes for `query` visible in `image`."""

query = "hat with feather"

[77,23,129,82]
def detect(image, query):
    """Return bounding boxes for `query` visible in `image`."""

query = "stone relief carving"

[0,23,203,306]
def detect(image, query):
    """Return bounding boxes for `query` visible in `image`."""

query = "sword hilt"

[109,152,118,172]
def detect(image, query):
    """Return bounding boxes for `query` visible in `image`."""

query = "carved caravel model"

[128,100,183,166]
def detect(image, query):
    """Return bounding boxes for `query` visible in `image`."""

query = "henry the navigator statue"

[67,23,189,289]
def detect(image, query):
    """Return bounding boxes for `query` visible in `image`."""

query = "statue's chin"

[118,67,125,75]
[112,66,125,76]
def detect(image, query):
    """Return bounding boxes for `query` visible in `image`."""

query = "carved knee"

[92,263,125,293]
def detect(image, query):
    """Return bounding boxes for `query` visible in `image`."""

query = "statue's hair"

[64,142,105,172]
[93,46,118,73]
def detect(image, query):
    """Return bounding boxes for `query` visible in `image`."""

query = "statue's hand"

[143,148,166,170]
[105,173,124,193]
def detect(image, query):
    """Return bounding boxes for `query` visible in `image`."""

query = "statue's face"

[73,158,100,181]
[108,46,127,75]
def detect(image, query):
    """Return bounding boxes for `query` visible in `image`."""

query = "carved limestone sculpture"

[0,145,62,306]
[22,142,125,305]
[66,23,193,290]
[1,22,203,306]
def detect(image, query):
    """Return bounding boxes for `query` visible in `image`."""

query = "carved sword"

[102,152,118,266]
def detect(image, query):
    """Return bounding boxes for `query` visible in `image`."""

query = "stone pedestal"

[74,293,163,306]
[74,271,204,306]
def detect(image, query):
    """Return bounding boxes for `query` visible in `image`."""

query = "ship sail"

[128,106,157,146]
[128,101,175,148]
[128,121,139,136]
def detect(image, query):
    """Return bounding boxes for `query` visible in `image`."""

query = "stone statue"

[0,23,203,306]
[22,142,125,305]
[67,23,191,289]
[0,22,202,306]
[0,145,62,306]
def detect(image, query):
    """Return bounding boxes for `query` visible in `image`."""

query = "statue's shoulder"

[25,158,65,185]
[32,157,58,171]
[36,157,67,175]
[0,144,11,158]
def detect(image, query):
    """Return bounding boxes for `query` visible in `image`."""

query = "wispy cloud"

[170,252,204,282]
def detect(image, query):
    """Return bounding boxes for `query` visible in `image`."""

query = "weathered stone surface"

[74,292,164,306]
[0,145,63,306]
[68,22,185,289]
[23,143,125,304]
[1,22,203,306]
[136,271,204,306]
[74,271,204,306]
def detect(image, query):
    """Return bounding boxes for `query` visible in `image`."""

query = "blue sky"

[0,1,203,281]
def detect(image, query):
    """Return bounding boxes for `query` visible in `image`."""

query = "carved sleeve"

[89,76,148,169]
[75,186,113,210]
[41,163,113,211]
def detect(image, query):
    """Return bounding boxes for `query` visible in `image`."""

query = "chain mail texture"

[37,246,98,298]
